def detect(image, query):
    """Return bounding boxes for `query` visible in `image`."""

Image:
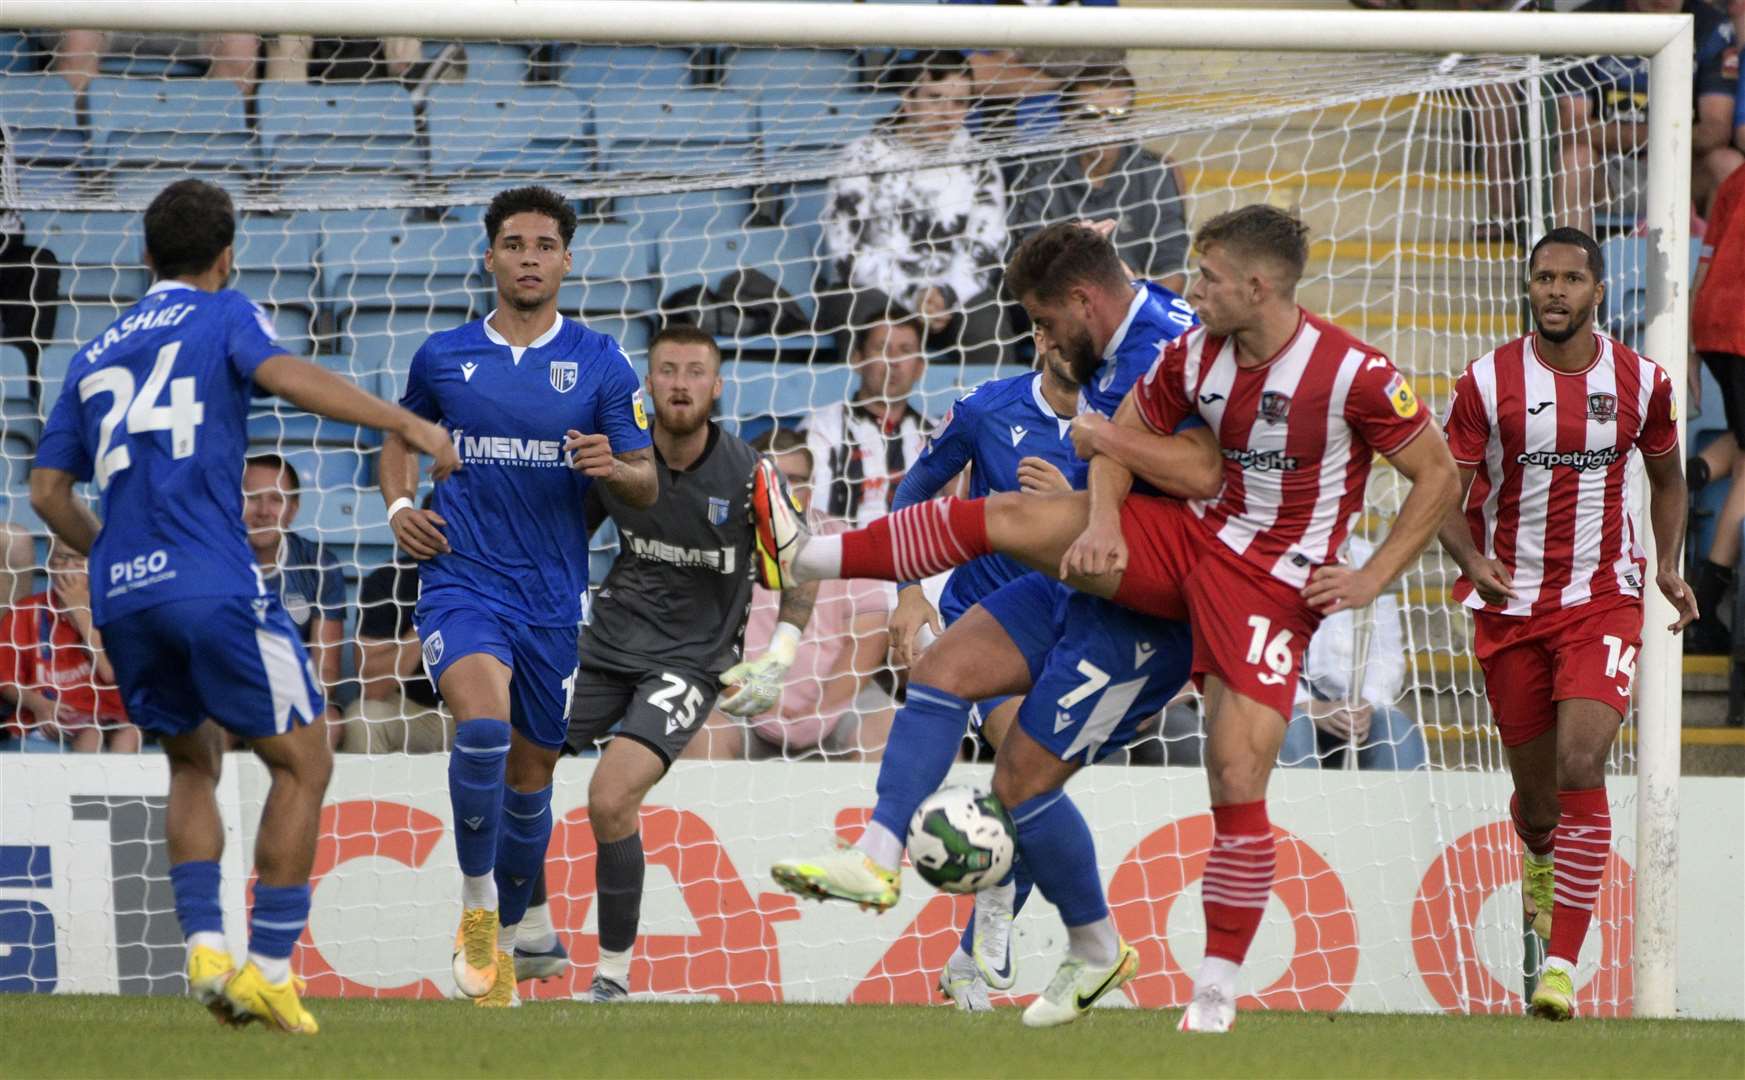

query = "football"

[905,786,1016,893]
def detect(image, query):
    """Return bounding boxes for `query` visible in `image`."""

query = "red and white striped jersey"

[1443,332,1678,617]
[1133,309,1431,589]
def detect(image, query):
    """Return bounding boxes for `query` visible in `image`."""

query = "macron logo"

[463,816,484,830]
[1134,641,1154,668]
[1009,425,1027,447]
[461,362,478,382]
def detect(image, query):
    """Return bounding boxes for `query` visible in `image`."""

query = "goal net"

[0,5,1704,1016]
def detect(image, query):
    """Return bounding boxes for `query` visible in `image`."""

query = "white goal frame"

[6,0,1694,1018]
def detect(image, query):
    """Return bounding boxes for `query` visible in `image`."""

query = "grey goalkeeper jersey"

[581,422,760,679]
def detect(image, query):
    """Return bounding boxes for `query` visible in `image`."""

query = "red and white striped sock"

[1202,800,1276,965]
[1510,791,1554,857]
[837,497,991,582]
[1547,786,1611,970]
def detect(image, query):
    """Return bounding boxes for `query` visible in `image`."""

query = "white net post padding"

[0,3,1692,1016]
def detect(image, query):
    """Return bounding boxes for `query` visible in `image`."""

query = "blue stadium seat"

[86,77,254,194]
[233,215,321,355]
[564,223,659,316]
[249,443,371,495]
[760,91,898,170]
[35,344,80,421]
[20,211,146,301]
[248,407,374,451]
[459,41,534,86]
[258,83,420,195]
[320,214,483,374]
[718,359,855,425]
[612,188,757,242]
[593,88,758,179]
[917,361,1004,418]
[559,46,696,95]
[0,73,85,168]
[311,488,397,575]
[585,316,653,366]
[0,33,33,74]
[425,84,591,196]
[13,167,80,201]
[61,301,130,349]
[0,345,37,449]
[722,48,861,93]
[657,227,826,357]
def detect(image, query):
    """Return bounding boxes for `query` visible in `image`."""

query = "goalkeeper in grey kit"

[513,323,817,1001]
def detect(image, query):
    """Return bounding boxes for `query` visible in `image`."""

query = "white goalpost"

[0,1,1701,1018]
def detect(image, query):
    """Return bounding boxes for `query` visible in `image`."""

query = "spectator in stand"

[1278,539,1426,771]
[263,36,427,83]
[1555,1,1736,233]
[242,454,346,744]
[0,118,60,413]
[940,0,1123,137]
[46,30,258,93]
[342,501,451,753]
[822,50,1008,366]
[801,305,931,527]
[0,543,137,752]
[688,430,895,761]
[1686,164,1745,652]
[1010,65,1189,293]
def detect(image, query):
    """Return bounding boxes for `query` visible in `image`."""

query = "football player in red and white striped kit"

[749,205,1461,1033]
[1438,227,1696,1023]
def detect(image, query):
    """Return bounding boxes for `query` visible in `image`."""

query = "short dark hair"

[748,426,809,465]
[649,322,722,367]
[143,179,236,280]
[1004,222,1130,305]
[484,185,577,247]
[849,303,926,361]
[1529,226,1605,280]
[1193,204,1311,287]
[244,453,300,494]
[877,49,971,93]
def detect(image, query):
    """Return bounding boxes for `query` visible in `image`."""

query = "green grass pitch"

[2,996,1740,1079]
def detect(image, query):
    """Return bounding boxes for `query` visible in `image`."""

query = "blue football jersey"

[35,281,286,625]
[1081,281,1197,418]
[401,313,651,628]
[895,371,1079,617]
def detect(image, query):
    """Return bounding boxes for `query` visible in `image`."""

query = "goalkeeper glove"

[718,621,801,718]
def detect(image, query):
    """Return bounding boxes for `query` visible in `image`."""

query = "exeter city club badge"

[549,361,578,393]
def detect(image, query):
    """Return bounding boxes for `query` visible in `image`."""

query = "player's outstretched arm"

[1436,466,1515,607]
[1302,424,1460,615]
[29,467,101,556]
[253,355,460,480]
[1643,448,1699,632]
[1068,394,1223,500]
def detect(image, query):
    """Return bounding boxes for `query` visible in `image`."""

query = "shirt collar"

[145,280,198,297]
[1101,284,1146,363]
[482,309,564,352]
[1030,371,1073,437]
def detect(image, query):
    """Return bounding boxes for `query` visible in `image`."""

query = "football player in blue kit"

[30,180,460,1034]
[770,223,1221,1025]
[377,186,657,1008]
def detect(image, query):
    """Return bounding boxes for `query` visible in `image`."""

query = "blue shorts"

[1017,592,1193,765]
[104,595,325,741]
[416,599,579,749]
[965,571,1070,729]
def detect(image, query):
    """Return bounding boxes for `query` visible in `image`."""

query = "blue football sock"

[869,684,972,841]
[248,883,310,961]
[958,858,1035,956]
[169,859,223,940]
[449,719,511,880]
[494,784,553,930]
[1010,790,1107,928]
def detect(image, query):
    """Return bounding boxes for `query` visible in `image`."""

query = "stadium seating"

[20,211,146,301]
[718,358,855,427]
[612,189,757,241]
[0,33,31,74]
[0,73,84,170]
[232,215,322,356]
[720,47,861,93]
[559,45,697,94]
[257,83,420,200]
[563,222,660,317]
[456,41,534,86]
[657,226,831,358]
[758,90,899,170]
[593,88,758,178]
[85,77,253,199]
[916,361,1003,419]
[424,84,592,198]
[311,486,398,581]
[34,343,79,423]
[0,343,37,459]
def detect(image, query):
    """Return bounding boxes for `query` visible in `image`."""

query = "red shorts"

[1113,497,1322,717]
[1472,592,1643,747]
